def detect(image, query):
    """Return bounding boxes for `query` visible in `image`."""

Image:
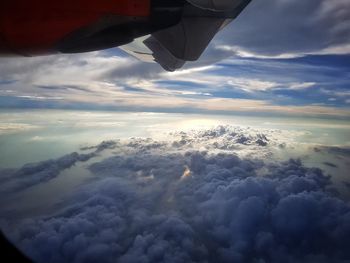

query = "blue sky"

[0,0,349,118]
[1,2,350,261]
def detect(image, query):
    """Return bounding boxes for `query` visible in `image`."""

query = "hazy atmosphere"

[0,0,350,262]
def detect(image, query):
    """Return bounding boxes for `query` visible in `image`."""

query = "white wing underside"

[119,36,155,63]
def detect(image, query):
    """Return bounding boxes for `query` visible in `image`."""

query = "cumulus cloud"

[0,152,95,194]
[80,140,118,152]
[170,126,270,149]
[0,140,119,194]
[1,126,350,263]
[314,146,350,159]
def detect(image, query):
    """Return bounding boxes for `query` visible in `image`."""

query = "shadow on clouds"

[1,126,349,263]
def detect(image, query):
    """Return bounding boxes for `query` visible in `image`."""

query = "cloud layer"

[0,1,349,117]
[0,140,117,194]
[1,126,350,263]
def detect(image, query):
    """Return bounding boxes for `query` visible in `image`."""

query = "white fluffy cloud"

[1,126,350,263]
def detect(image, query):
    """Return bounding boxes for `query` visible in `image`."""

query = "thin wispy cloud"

[0,0,348,117]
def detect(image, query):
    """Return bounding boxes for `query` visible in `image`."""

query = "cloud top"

[1,126,349,263]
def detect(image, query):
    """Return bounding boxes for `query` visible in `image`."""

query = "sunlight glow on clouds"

[0,1,349,261]
[0,52,348,118]
[1,125,350,263]
[0,123,39,135]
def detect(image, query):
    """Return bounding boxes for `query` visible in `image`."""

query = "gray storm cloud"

[1,126,350,263]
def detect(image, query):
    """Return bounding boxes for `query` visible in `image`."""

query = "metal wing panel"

[120,0,251,71]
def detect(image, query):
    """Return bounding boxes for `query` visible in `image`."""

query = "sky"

[0,1,350,263]
[0,0,349,118]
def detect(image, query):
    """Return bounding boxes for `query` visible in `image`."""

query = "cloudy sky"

[0,1,350,263]
[0,0,349,118]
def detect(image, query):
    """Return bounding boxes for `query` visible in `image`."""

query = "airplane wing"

[0,0,251,71]
[121,0,251,71]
